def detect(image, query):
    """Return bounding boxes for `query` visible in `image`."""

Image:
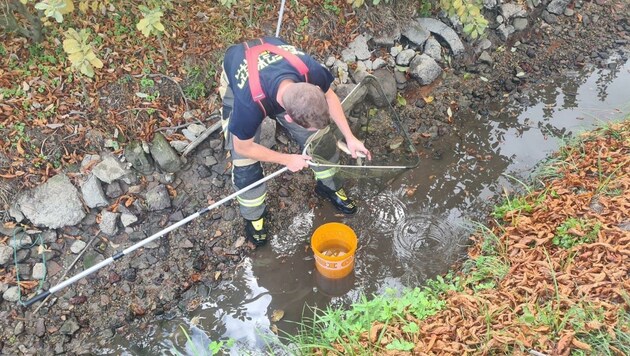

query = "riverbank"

[295,118,629,354]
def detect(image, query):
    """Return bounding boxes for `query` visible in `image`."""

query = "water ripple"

[364,190,406,235]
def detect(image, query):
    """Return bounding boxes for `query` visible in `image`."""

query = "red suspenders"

[243,38,310,117]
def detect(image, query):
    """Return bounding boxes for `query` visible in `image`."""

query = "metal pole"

[23,167,289,307]
[275,0,286,37]
[308,161,409,170]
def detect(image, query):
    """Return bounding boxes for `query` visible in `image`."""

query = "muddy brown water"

[105,59,630,354]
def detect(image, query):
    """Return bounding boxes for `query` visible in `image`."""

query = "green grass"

[289,284,452,354]
[552,218,600,249]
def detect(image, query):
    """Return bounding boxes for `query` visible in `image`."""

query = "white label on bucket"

[315,255,354,270]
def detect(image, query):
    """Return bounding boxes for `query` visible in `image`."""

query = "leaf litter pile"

[312,120,629,355]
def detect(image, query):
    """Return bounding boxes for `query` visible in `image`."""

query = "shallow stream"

[107,58,630,355]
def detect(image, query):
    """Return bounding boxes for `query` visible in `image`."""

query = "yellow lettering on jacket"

[235,45,305,90]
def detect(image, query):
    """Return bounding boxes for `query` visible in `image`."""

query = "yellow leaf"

[90,57,103,69]
[423,96,434,104]
[63,39,82,53]
[79,1,89,13]
[154,22,164,32]
[214,271,221,280]
[68,52,84,64]
[137,18,148,31]
[60,0,75,15]
[80,62,95,78]
[91,0,98,12]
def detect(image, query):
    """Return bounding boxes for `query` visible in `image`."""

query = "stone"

[409,54,443,85]
[181,129,197,142]
[187,123,206,136]
[259,118,277,149]
[8,232,31,249]
[496,24,515,41]
[59,319,80,335]
[500,3,527,20]
[513,18,529,31]
[145,184,171,211]
[125,141,154,175]
[2,286,20,302]
[35,318,46,337]
[42,230,57,243]
[0,245,12,265]
[367,69,397,108]
[478,51,493,65]
[423,37,442,62]
[105,181,124,199]
[344,34,371,61]
[401,21,430,47]
[120,211,138,227]
[150,133,183,173]
[80,174,108,209]
[541,10,558,24]
[390,44,402,57]
[478,39,492,51]
[16,174,86,229]
[394,70,407,85]
[32,262,46,279]
[14,321,24,335]
[179,239,194,249]
[483,0,497,9]
[395,49,417,66]
[547,0,571,15]
[371,24,401,47]
[71,240,87,254]
[204,156,218,167]
[99,210,119,236]
[372,58,387,69]
[47,260,62,277]
[169,140,189,153]
[81,154,101,171]
[325,56,336,67]
[336,84,368,111]
[415,18,465,57]
[564,8,574,16]
[9,204,24,223]
[92,154,131,184]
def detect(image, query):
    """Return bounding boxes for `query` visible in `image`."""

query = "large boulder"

[16,174,86,229]
[150,133,183,173]
[415,18,465,57]
[367,69,397,108]
[409,54,443,85]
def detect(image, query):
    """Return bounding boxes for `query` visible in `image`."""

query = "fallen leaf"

[214,271,221,280]
[271,309,284,322]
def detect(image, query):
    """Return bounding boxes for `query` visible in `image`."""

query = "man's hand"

[284,154,312,172]
[345,136,372,160]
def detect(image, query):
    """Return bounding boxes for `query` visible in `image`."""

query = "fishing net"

[304,75,420,193]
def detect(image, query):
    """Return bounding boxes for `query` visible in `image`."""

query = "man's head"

[282,83,331,130]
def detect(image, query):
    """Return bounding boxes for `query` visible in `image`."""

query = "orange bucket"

[311,222,358,279]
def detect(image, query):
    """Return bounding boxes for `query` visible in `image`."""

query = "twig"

[529,350,548,356]
[182,120,222,157]
[116,107,166,116]
[155,113,221,132]
[148,74,189,111]
[33,234,99,314]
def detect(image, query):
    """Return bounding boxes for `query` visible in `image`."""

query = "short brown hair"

[282,83,331,129]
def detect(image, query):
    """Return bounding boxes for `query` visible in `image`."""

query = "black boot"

[244,213,268,247]
[315,181,357,214]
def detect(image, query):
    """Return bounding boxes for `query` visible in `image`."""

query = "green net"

[304,75,420,193]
